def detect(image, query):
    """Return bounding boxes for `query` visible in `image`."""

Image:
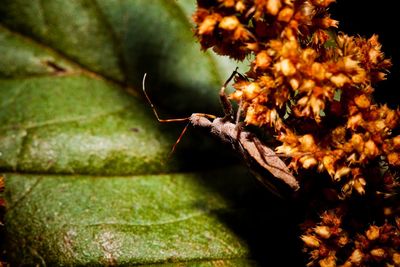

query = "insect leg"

[142,73,190,123]
[219,68,239,122]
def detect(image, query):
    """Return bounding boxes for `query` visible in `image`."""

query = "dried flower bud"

[299,134,317,152]
[353,177,366,195]
[393,135,400,149]
[338,235,349,247]
[319,256,336,267]
[323,155,336,176]
[300,155,318,169]
[364,139,379,158]
[315,225,332,239]
[277,7,294,22]
[235,1,246,12]
[314,16,339,28]
[350,133,364,152]
[354,94,371,109]
[267,0,282,16]
[311,0,336,8]
[198,13,222,35]
[243,82,261,99]
[254,51,272,70]
[334,167,351,181]
[275,58,296,76]
[310,63,326,81]
[219,16,240,31]
[393,253,400,265]
[349,249,363,264]
[370,248,385,259]
[220,0,235,7]
[302,235,321,248]
[366,225,380,241]
[388,152,400,166]
[330,74,349,87]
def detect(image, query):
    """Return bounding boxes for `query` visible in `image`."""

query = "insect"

[142,70,300,196]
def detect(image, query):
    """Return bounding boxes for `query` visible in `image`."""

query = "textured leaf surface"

[0,0,297,266]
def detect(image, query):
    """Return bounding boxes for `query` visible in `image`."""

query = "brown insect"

[142,70,299,196]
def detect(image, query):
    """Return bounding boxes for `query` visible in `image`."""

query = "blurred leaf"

[0,0,296,266]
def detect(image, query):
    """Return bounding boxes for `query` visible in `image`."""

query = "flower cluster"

[302,210,400,267]
[193,0,400,265]
[193,0,398,197]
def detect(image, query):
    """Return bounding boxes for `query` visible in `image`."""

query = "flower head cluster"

[302,210,400,267]
[194,0,337,60]
[193,0,398,197]
[301,210,349,267]
[193,1,400,265]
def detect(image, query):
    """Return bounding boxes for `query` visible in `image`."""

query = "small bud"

[334,167,351,181]
[323,155,335,177]
[383,207,392,216]
[354,94,371,109]
[350,133,364,152]
[221,0,235,7]
[198,14,222,35]
[364,139,379,158]
[349,249,363,264]
[276,58,296,76]
[315,16,339,28]
[366,225,380,241]
[343,57,360,72]
[297,96,309,106]
[393,135,400,149]
[330,74,349,87]
[219,16,239,31]
[370,248,385,259]
[289,78,299,90]
[311,0,336,8]
[301,235,320,248]
[319,256,336,267]
[245,42,259,51]
[299,134,317,151]
[393,253,400,265]
[254,51,271,70]
[243,82,261,99]
[299,79,316,92]
[388,152,400,166]
[300,155,317,169]
[354,177,366,195]
[277,7,294,22]
[315,225,331,239]
[311,62,326,81]
[230,90,243,101]
[235,1,246,12]
[267,0,282,16]
[346,113,363,130]
[338,235,349,247]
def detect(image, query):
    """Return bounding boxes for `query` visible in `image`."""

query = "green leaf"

[0,0,296,266]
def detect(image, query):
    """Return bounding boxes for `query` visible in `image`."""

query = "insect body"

[143,71,299,193]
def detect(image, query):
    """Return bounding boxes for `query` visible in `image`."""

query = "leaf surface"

[0,0,297,265]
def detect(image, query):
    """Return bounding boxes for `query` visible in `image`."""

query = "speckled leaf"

[0,0,295,266]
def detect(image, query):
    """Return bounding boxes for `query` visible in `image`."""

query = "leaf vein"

[69,211,207,227]
[0,106,130,131]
